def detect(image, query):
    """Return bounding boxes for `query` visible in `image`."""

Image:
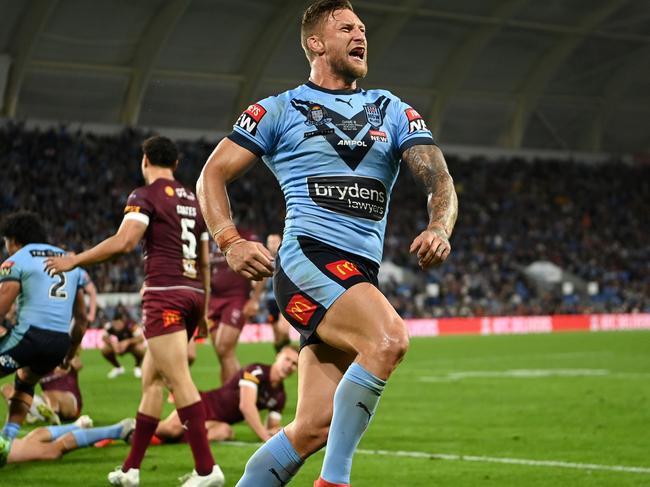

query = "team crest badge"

[363,103,383,128]
[307,105,331,126]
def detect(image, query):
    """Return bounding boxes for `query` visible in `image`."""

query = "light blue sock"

[320,362,386,484]
[46,423,81,440]
[71,423,124,448]
[2,422,20,440]
[236,429,303,486]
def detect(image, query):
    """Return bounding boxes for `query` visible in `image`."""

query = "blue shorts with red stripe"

[273,235,379,347]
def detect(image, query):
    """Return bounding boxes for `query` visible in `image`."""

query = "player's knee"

[214,339,234,358]
[14,376,35,400]
[374,317,409,366]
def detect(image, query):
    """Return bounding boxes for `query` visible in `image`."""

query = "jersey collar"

[305,80,362,95]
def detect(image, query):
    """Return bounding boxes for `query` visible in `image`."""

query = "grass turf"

[1,330,649,486]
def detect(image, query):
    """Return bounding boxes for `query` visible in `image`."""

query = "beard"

[329,51,368,83]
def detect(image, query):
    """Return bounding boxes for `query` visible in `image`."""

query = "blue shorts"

[0,322,71,375]
[274,236,379,347]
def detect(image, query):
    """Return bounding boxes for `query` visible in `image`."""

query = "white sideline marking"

[419,368,610,382]
[223,441,650,475]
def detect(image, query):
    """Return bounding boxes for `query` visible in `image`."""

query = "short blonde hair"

[300,0,354,61]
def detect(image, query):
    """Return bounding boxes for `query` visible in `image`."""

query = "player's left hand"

[409,227,451,269]
[44,254,77,275]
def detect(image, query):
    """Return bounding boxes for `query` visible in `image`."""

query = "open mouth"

[349,46,366,61]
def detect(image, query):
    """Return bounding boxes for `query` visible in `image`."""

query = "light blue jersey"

[0,244,83,334]
[229,81,435,264]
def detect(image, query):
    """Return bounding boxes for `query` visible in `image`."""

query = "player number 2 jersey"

[228,81,435,264]
[0,244,83,334]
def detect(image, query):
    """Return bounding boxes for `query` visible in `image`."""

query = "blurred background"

[1,0,648,327]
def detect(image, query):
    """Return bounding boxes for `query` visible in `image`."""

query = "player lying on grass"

[1,353,84,425]
[156,345,298,444]
[0,416,134,465]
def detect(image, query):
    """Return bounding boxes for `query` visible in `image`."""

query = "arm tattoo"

[403,145,458,237]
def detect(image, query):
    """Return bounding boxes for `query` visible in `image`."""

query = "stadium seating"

[2,123,647,321]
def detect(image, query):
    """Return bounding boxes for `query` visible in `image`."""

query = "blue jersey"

[229,81,435,264]
[0,244,83,334]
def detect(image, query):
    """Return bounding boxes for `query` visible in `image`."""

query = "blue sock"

[320,362,386,484]
[46,423,81,440]
[2,422,20,440]
[236,429,302,486]
[71,423,124,448]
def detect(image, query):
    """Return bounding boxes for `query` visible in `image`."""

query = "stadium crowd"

[1,123,648,322]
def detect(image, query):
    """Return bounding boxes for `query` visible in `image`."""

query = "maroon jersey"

[40,368,82,412]
[200,363,285,424]
[209,228,259,298]
[124,179,208,290]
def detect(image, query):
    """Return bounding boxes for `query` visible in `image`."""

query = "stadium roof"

[1,0,649,153]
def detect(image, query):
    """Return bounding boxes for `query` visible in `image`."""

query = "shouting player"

[196,1,458,485]
[156,344,298,444]
[45,136,223,487]
[0,212,88,464]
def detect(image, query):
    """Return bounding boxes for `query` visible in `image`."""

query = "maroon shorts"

[142,289,205,339]
[41,372,82,418]
[208,296,247,331]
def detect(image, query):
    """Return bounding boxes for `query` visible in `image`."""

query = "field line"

[223,441,650,475]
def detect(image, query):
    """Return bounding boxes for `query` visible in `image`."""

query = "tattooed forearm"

[403,145,458,236]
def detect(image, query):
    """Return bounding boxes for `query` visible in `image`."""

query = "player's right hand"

[225,241,274,281]
[44,253,77,276]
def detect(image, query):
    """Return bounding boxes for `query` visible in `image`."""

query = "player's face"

[112,319,126,331]
[3,237,18,255]
[320,9,367,82]
[276,349,299,379]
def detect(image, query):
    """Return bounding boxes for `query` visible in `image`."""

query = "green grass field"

[2,330,649,486]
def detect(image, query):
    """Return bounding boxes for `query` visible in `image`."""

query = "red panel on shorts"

[285,294,317,326]
[325,260,362,280]
[162,309,182,328]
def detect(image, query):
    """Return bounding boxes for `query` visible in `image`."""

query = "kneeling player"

[0,416,134,466]
[156,345,298,443]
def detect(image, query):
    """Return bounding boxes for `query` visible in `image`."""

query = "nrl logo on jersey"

[363,103,383,128]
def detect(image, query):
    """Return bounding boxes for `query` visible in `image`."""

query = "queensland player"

[207,225,263,384]
[263,234,291,352]
[45,136,224,487]
[156,345,298,444]
[101,309,145,379]
[197,1,458,485]
[1,353,84,425]
[0,212,88,464]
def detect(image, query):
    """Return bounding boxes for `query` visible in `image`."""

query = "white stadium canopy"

[0,0,648,153]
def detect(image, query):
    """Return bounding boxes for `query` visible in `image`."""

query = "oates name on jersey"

[308,176,387,221]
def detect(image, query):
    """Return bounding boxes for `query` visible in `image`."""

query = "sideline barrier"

[80,313,650,349]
